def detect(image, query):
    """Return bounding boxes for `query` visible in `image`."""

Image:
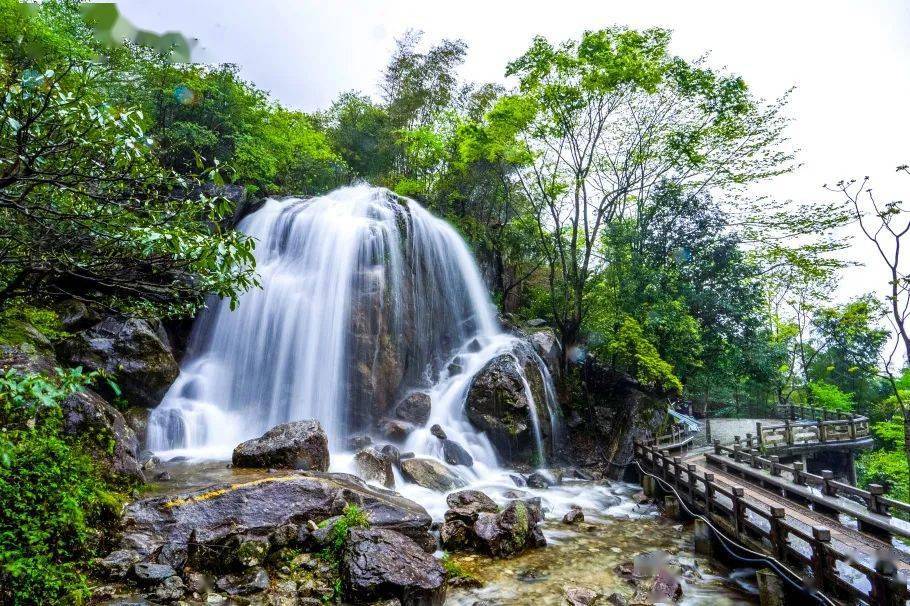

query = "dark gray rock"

[562,506,584,525]
[444,490,498,523]
[152,575,185,601]
[441,439,473,467]
[527,471,552,489]
[348,434,373,450]
[57,316,179,408]
[215,567,269,596]
[98,549,141,579]
[380,444,401,465]
[509,474,526,487]
[395,392,432,425]
[529,328,561,379]
[473,500,546,558]
[378,418,415,442]
[232,420,329,471]
[342,528,446,606]
[133,562,176,586]
[114,472,434,569]
[430,424,447,440]
[60,388,143,481]
[439,519,473,551]
[355,447,395,489]
[464,342,552,464]
[55,299,101,331]
[399,458,466,492]
[564,586,598,606]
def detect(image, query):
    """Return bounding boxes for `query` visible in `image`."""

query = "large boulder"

[57,316,179,407]
[232,420,329,471]
[399,458,467,492]
[342,528,446,606]
[114,472,435,571]
[529,328,561,380]
[60,388,144,481]
[394,392,432,425]
[473,499,546,558]
[464,341,552,464]
[442,439,473,467]
[355,447,395,489]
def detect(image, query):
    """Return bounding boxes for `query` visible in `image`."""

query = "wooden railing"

[753,405,871,451]
[650,424,696,449]
[634,439,909,605]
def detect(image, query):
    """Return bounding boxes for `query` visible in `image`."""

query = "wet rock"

[185,571,212,595]
[464,343,552,464]
[355,447,395,489]
[59,388,144,481]
[114,472,434,569]
[444,490,499,523]
[439,519,473,550]
[509,474,527,487]
[447,357,464,375]
[378,418,415,442]
[232,420,329,471]
[530,328,561,379]
[348,434,373,450]
[564,586,599,606]
[133,562,176,586]
[430,424,447,440]
[155,471,172,482]
[98,549,141,579]
[55,298,100,331]
[562,506,584,525]
[399,458,467,492]
[381,444,402,465]
[473,499,546,558]
[395,392,432,425]
[342,528,446,605]
[442,439,473,467]
[215,567,269,596]
[503,489,529,499]
[58,316,179,407]
[153,575,185,601]
[466,338,482,353]
[527,471,552,489]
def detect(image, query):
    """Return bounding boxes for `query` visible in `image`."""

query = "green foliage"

[0,368,124,605]
[596,316,682,394]
[806,381,854,412]
[857,448,908,503]
[440,552,477,584]
[0,305,67,347]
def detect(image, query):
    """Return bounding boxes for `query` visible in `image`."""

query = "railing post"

[756,422,763,448]
[792,461,806,486]
[746,432,753,449]
[784,420,793,446]
[731,486,746,538]
[703,473,715,515]
[849,418,857,441]
[820,470,837,498]
[732,443,742,463]
[713,439,722,455]
[867,484,890,516]
[768,507,788,560]
[872,554,909,606]
[769,455,781,477]
[818,420,827,443]
[673,456,682,487]
[687,464,697,502]
[810,527,834,594]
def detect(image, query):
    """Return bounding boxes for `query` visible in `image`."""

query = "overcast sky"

[114,0,910,303]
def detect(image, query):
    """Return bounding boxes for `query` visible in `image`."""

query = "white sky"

[114,0,910,303]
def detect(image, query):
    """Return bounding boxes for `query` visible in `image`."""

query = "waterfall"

[147,185,555,468]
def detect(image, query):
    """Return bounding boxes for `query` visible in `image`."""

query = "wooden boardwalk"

[635,436,910,604]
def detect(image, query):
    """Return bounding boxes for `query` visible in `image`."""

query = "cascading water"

[147,184,557,471]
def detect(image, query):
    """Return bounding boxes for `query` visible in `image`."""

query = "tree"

[501,28,794,362]
[0,3,257,316]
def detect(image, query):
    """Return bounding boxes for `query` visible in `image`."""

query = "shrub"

[0,369,124,605]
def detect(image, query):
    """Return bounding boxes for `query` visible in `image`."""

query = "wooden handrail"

[634,439,909,604]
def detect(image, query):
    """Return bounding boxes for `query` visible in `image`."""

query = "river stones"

[355,447,395,488]
[442,439,473,467]
[562,505,584,525]
[232,420,329,471]
[430,424,447,440]
[564,586,600,606]
[473,499,546,558]
[395,391,432,425]
[399,458,467,492]
[527,471,553,489]
[342,528,446,605]
[378,418,415,442]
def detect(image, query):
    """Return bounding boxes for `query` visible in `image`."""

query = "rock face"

[399,458,467,492]
[60,388,144,481]
[473,500,546,558]
[529,328,561,380]
[395,392,432,425]
[465,341,552,464]
[355,447,395,488]
[115,472,435,570]
[232,420,329,471]
[342,528,446,606]
[58,316,179,407]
